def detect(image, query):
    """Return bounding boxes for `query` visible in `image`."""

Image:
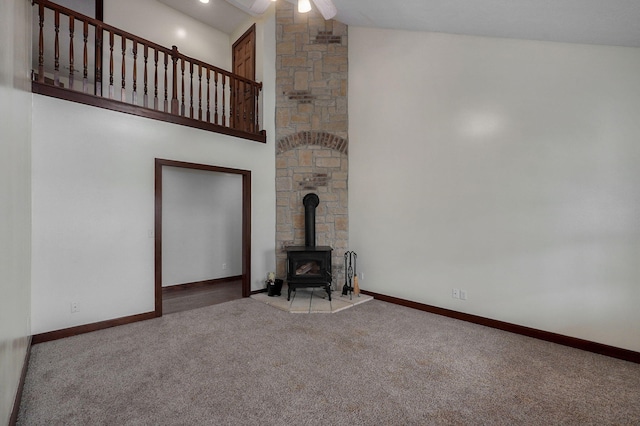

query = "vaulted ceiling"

[158,0,640,48]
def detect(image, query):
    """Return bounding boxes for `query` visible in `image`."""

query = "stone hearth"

[251,284,372,314]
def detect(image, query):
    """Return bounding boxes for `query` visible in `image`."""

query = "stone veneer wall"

[275,1,348,286]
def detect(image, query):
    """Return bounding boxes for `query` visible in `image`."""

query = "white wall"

[30,5,277,335]
[162,167,243,286]
[105,0,232,69]
[31,93,275,334]
[349,27,640,352]
[56,0,95,16]
[0,0,31,422]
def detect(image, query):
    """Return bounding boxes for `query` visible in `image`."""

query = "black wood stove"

[285,193,332,301]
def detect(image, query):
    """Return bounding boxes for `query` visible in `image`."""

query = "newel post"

[171,45,179,115]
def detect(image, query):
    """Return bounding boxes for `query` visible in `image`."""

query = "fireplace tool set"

[342,251,359,299]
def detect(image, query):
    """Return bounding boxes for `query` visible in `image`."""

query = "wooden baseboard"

[361,290,640,364]
[33,277,242,345]
[32,311,156,345]
[162,276,242,294]
[250,288,268,295]
[9,336,31,426]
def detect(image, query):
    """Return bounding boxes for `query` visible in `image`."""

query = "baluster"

[230,77,235,128]
[232,78,237,129]
[250,83,255,132]
[121,36,126,102]
[251,83,256,131]
[214,71,219,125]
[171,46,178,115]
[37,0,44,82]
[198,65,202,121]
[153,49,158,110]
[229,76,234,128]
[232,77,237,128]
[236,80,247,130]
[256,84,261,133]
[251,84,260,133]
[250,83,255,131]
[249,83,256,133]
[82,20,88,93]
[95,25,103,96]
[222,74,226,126]
[132,41,138,105]
[68,15,75,89]
[143,45,149,108]
[206,68,211,123]
[109,31,114,99]
[189,62,194,118]
[249,82,254,131]
[245,82,251,132]
[164,51,170,113]
[240,79,244,128]
[236,79,241,130]
[241,80,245,129]
[54,10,60,85]
[180,58,185,116]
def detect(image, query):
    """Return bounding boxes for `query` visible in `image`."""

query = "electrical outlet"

[452,288,460,299]
[460,290,467,300]
[360,272,364,280]
[222,263,227,270]
[71,301,79,313]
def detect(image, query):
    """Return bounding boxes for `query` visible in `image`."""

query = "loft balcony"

[31,0,266,143]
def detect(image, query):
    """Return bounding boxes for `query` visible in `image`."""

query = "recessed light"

[199,0,209,3]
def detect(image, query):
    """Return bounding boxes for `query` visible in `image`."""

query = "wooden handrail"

[32,0,265,142]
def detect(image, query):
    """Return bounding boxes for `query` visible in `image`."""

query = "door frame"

[154,158,251,317]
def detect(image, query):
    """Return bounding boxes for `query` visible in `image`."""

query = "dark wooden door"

[232,25,256,133]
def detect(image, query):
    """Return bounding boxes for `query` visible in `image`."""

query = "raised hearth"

[251,283,373,313]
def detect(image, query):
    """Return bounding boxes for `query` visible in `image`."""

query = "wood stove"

[285,193,332,301]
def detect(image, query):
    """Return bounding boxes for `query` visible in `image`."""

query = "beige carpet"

[18,298,640,425]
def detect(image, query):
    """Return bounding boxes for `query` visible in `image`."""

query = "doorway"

[154,159,251,316]
[232,24,256,133]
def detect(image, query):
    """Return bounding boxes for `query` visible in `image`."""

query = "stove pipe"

[303,193,320,247]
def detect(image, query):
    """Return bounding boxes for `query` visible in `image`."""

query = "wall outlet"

[71,301,79,313]
[222,263,227,270]
[147,229,154,238]
[360,272,364,280]
[460,290,467,300]
[452,288,460,299]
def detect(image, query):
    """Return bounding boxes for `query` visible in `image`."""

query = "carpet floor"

[18,298,640,425]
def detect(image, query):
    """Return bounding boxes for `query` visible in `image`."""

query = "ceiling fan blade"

[311,0,337,20]
[249,0,272,14]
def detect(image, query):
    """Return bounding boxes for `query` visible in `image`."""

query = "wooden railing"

[32,0,265,142]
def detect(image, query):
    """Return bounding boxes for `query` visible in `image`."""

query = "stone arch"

[277,131,348,155]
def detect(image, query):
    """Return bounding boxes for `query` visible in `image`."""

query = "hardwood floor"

[162,279,243,315]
